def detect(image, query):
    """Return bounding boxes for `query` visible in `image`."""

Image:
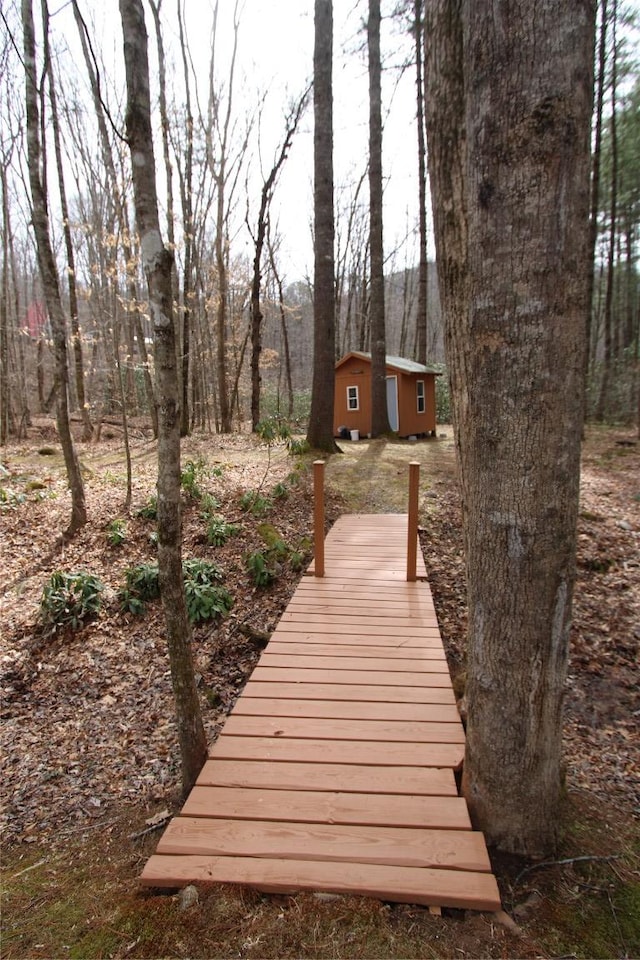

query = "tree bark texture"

[425,0,595,855]
[368,0,391,437]
[120,0,207,795]
[22,0,87,536]
[307,0,338,452]
[413,0,429,366]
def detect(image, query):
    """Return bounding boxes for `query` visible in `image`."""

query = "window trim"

[416,379,426,414]
[347,385,360,411]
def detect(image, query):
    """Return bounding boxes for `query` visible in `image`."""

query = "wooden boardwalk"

[141,514,501,912]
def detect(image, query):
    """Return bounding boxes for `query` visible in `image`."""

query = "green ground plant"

[119,562,160,615]
[182,558,233,623]
[120,559,232,623]
[205,514,240,546]
[105,518,127,546]
[245,523,310,586]
[136,496,157,521]
[40,571,104,633]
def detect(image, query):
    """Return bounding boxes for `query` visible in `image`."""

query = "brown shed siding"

[334,353,438,438]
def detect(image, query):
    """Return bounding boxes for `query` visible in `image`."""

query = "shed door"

[386,376,399,431]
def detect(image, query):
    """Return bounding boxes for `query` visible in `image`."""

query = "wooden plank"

[288,591,434,609]
[210,735,464,769]
[196,759,457,795]
[265,641,447,660]
[268,631,437,648]
[182,786,471,830]
[276,619,437,636]
[257,654,450,673]
[157,817,492,872]
[231,698,461,724]
[286,601,438,621]
[223,714,465,744]
[295,577,433,592]
[140,855,502,911]
[251,667,453,687]
[241,681,456,704]
[302,576,432,593]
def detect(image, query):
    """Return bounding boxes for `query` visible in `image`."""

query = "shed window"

[417,380,426,414]
[347,385,360,411]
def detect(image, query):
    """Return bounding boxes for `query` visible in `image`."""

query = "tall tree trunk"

[267,228,294,418]
[72,0,158,437]
[120,0,207,795]
[586,0,607,400]
[413,0,429,365]
[250,94,307,430]
[176,0,194,437]
[425,0,595,856]
[22,0,86,536]
[595,0,618,422]
[42,0,93,442]
[368,0,391,437]
[307,0,338,452]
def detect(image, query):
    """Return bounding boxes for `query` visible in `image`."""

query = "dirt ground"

[0,420,638,959]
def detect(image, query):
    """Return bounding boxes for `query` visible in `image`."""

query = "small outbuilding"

[334,351,440,439]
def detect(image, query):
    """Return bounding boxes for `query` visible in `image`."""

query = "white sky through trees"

[8,0,423,282]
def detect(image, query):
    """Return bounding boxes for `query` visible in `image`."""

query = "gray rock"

[178,885,199,910]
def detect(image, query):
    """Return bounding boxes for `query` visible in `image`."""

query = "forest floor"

[0,419,638,960]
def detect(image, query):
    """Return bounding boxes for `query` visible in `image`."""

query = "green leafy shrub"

[180,456,208,500]
[272,481,289,500]
[205,514,240,547]
[245,524,309,586]
[120,558,232,623]
[245,549,279,587]
[119,562,160,614]
[200,492,221,515]
[136,496,157,520]
[182,558,233,623]
[106,518,127,547]
[239,490,272,516]
[40,571,104,633]
[288,437,310,456]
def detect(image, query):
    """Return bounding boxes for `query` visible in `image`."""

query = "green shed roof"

[338,351,442,376]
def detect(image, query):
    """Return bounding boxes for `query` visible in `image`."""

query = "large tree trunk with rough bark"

[425,0,595,856]
[22,0,86,537]
[368,0,391,437]
[307,0,338,452]
[120,0,207,795]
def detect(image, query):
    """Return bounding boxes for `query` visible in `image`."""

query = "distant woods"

[0,0,638,446]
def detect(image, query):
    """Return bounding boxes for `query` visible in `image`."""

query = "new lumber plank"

[210,735,465,769]
[268,631,437,648]
[223,714,465,744]
[251,666,452,687]
[231,698,462,724]
[241,680,456,704]
[257,654,450,673]
[182,786,471,830]
[277,617,435,635]
[265,641,447,659]
[196,759,457,795]
[140,855,502,911]
[157,818,492,872]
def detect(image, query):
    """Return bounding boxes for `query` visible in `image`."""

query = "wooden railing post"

[407,461,420,581]
[313,460,325,578]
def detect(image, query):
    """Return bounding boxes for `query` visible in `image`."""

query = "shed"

[334,351,440,439]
